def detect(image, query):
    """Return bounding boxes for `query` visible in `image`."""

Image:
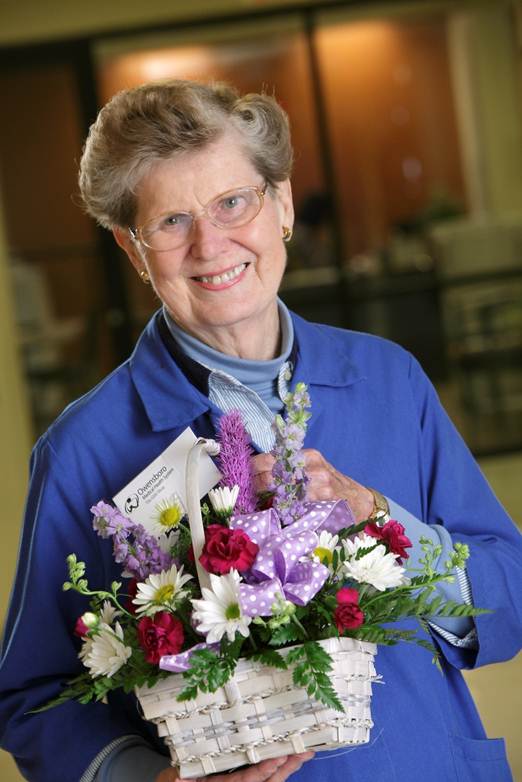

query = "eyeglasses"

[129,182,268,252]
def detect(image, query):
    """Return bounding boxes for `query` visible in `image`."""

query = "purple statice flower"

[90,503,173,581]
[217,410,258,514]
[270,382,311,525]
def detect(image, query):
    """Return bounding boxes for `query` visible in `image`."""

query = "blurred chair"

[9,258,96,433]
[430,218,522,449]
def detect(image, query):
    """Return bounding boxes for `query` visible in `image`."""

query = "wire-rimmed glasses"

[129,182,268,252]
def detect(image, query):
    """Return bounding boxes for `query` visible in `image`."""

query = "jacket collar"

[130,310,364,432]
[129,312,212,432]
[291,312,365,388]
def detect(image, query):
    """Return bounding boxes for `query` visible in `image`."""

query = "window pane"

[315,13,466,258]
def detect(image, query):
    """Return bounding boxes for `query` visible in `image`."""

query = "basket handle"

[185,438,220,593]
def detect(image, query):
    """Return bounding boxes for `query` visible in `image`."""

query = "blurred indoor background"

[1,0,521,779]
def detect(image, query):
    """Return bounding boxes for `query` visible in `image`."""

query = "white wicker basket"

[136,440,378,777]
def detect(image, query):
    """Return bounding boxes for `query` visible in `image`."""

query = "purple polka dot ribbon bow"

[230,499,355,617]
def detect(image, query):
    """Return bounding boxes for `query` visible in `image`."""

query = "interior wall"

[0,184,32,782]
[448,3,522,217]
[0,0,473,46]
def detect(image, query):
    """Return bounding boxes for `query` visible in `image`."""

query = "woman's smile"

[192,261,249,289]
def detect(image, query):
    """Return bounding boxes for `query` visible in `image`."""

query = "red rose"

[334,587,364,632]
[137,611,184,664]
[364,520,412,562]
[200,524,259,575]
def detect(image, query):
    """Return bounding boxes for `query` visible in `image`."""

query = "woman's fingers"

[251,448,374,522]
[301,449,374,522]
[156,770,183,782]
[180,752,314,782]
[251,453,276,494]
[268,752,315,782]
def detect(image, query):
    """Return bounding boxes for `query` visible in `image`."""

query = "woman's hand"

[155,753,314,782]
[252,450,374,523]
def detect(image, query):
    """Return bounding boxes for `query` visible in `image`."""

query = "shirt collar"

[129,309,364,432]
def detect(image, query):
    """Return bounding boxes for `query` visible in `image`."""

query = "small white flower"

[343,533,407,591]
[157,530,179,556]
[147,494,185,538]
[311,531,340,568]
[99,600,120,625]
[208,485,240,515]
[191,569,251,643]
[80,622,132,678]
[133,564,192,616]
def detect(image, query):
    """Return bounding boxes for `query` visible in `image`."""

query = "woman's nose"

[189,216,231,260]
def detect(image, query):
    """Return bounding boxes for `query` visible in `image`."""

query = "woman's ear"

[112,226,145,274]
[275,179,295,233]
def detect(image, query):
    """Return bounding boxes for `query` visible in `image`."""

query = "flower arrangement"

[41,383,481,717]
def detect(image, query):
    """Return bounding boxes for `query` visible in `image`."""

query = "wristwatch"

[368,487,390,523]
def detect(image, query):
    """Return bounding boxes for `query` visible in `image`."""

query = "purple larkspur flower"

[270,382,311,525]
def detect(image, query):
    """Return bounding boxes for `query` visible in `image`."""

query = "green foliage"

[177,648,238,701]
[249,648,288,670]
[169,523,193,563]
[268,621,305,647]
[62,554,132,618]
[286,641,343,712]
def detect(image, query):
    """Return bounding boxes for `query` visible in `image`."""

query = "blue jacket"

[1,311,521,782]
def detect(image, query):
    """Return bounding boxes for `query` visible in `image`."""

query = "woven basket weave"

[137,636,377,778]
[135,440,378,777]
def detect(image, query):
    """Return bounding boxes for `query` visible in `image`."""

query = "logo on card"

[113,427,221,535]
[124,494,140,514]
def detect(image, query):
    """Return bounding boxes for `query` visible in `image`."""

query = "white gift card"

[113,428,221,535]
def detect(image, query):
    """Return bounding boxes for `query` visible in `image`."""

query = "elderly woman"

[0,80,520,782]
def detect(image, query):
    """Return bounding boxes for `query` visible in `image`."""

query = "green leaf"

[177,648,238,702]
[249,649,288,670]
[268,623,303,646]
[28,672,96,713]
[286,642,343,712]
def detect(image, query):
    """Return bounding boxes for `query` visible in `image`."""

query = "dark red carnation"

[334,587,364,632]
[137,611,184,664]
[364,520,412,562]
[199,524,259,575]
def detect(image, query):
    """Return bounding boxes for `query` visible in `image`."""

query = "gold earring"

[282,226,293,243]
[139,269,150,284]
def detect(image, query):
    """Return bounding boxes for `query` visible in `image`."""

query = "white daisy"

[148,494,185,538]
[311,531,340,568]
[133,564,192,616]
[80,621,132,678]
[208,485,240,516]
[191,570,251,643]
[343,533,407,591]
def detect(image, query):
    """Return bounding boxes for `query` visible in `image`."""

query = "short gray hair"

[78,79,293,229]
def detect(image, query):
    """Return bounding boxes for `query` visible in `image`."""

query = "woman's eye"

[220,194,246,211]
[162,214,186,229]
